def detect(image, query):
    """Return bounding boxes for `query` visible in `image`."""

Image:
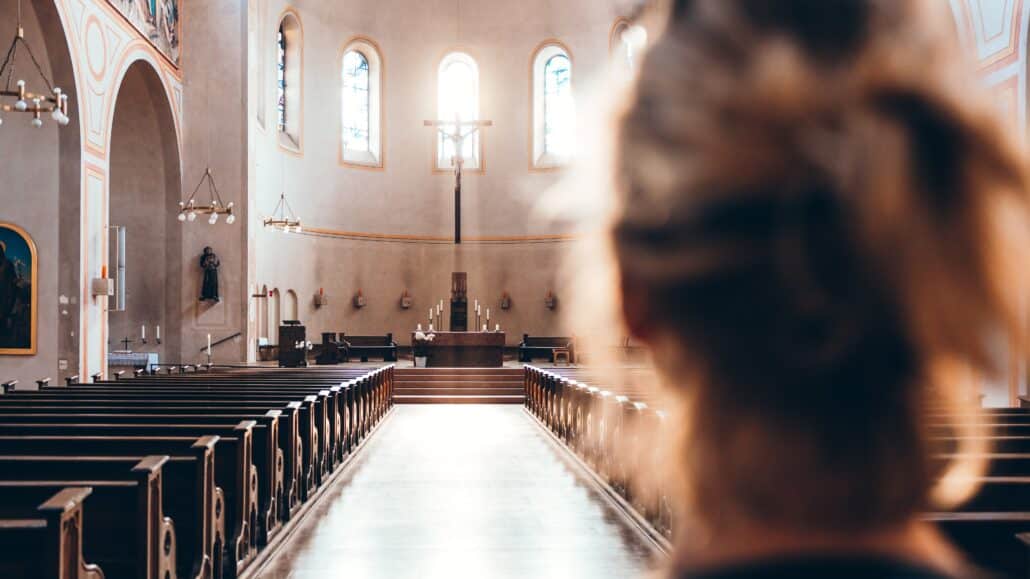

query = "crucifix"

[424,116,493,244]
[119,337,135,352]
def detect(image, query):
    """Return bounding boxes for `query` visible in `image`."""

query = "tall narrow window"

[437,52,481,171]
[543,54,572,157]
[611,18,648,74]
[340,38,384,167]
[277,23,287,131]
[531,42,574,169]
[276,11,303,152]
[342,51,370,152]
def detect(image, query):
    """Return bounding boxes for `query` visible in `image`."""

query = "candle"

[141,325,146,340]
[207,334,212,355]
[156,325,161,341]
[483,324,487,332]
[486,308,490,320]
[429,324,434,332]
[495,324,500,332]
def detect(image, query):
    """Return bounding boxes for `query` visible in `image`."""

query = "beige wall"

[0,0,59,386]
[248,0,634,348]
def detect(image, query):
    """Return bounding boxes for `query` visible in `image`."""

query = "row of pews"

[523,366,672,537]
[0,365,395,579]
[525,365,1030,578]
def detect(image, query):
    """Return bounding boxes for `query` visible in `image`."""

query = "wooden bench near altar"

[414,332,505,368]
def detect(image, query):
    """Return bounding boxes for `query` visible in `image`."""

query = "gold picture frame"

[0,223,38,355]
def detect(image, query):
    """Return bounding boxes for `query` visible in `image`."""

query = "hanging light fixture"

[177,167,236,224]
[263,193,301,233]
[175,48,235,224]
[0,0,70,128]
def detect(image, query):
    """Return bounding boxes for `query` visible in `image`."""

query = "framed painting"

[107,0,181,67]
[0,223,37,355]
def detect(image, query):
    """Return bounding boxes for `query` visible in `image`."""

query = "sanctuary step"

[394,368,525,404]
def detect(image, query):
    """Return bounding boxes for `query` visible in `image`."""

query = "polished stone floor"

[253,405,659,579]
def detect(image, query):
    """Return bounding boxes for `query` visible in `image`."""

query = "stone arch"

[107,59,184,362]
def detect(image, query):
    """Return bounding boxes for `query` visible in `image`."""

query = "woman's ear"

[620,274,655,342]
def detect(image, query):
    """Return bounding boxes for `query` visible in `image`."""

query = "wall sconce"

[500,292,512,310]
[400,290,413,309]
[545,291,557,310]
[91,267,114,298]
[353,289,367,309]
[314,288,329,308]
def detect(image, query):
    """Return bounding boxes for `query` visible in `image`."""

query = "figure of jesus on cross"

[424,115,493,244]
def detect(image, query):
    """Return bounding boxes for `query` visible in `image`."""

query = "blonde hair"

[612,0,1030,534]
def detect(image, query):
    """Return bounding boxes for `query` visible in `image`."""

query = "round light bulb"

[187,212,197,222]
[225,214,236,225]
[208,213,219,224]
[31,118,42,128]
[51,109,63,121]
[177,212,187,222]
[58,114,70,126]
[15,100,27,112]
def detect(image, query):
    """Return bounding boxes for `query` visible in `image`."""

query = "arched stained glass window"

[531,42,574,168]
[342,50,371,153]
[277,22,287,131]
[543,54,572,157]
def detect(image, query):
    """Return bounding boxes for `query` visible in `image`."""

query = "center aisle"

[253,405,660,579]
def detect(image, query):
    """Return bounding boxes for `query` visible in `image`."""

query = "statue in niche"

[199,246,221,302]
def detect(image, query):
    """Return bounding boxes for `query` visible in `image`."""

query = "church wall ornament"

[0,223,38,355]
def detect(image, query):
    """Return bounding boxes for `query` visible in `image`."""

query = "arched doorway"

[285,289,299,321]
[108,60,183,363]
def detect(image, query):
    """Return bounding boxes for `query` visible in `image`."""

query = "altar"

[414,332,505,367]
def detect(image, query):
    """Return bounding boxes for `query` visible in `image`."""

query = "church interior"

[1,0,1030,577]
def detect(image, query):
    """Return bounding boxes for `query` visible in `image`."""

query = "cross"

[120,336,134,352]
[424,116,493,244]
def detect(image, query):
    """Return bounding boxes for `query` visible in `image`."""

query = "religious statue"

[199,246,221,302]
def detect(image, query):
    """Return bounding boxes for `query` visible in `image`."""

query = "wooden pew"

[519,335,575,363]
[0,435,219,579]
[0,365,395,579]
[0,487,104,579]
[340,334,398,362]
[0,455,174,579]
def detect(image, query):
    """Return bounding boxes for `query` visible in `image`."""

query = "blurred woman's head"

[612,0,1030,536]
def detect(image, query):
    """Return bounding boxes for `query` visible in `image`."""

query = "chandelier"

[178,167,236,224]
[0,0,70,128]
[264,193,302,233]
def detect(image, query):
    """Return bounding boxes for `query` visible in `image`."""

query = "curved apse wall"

[248,0,639,351]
